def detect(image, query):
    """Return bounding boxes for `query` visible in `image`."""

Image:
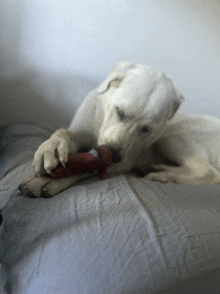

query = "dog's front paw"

[19,173,91,198]
[145,164,180,184]
[19,176,57,198]
[33,136,69,176]
[145,171,178,184]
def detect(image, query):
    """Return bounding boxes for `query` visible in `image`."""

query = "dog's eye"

[116,107,126,121]
[140,125,151,134]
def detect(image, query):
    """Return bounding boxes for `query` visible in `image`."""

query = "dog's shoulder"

[165,112,220,136]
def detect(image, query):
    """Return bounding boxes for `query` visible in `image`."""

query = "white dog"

[19,62,220,197]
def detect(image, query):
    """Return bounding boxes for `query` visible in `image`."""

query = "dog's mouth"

[111,148,122,163]
[99,145,122,163]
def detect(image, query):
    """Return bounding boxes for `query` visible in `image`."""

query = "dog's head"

[97,62,184,163]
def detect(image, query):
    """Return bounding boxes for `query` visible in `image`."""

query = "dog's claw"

[61,161,66,168]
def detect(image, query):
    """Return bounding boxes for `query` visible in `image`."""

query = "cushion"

[1,124,220,294]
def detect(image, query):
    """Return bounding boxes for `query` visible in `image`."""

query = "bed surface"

[1,124,220,294]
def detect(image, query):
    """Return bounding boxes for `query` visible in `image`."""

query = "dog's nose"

[111,149,122,163]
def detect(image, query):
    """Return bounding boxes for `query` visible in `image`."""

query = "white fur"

[19,62,220,197]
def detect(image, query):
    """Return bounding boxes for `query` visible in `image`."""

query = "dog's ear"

[97,62,135,94]
[168,89,185,119]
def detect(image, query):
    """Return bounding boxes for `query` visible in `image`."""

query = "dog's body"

[19,62,220,197]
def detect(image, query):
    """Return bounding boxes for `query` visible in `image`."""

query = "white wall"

[1,0,220,128]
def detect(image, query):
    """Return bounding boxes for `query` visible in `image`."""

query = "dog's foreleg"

[107,160,134,176]
[19,173,94,198]
[146,156,220,185]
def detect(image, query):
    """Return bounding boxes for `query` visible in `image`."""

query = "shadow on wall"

[0,71,99,130]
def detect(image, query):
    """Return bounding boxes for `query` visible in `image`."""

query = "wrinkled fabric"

[0,124,51,208]
[1,124,220,294]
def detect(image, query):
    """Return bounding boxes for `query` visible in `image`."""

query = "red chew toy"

[50,147,112,180]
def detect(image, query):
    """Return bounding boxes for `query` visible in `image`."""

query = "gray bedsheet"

[1,124,220,294]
